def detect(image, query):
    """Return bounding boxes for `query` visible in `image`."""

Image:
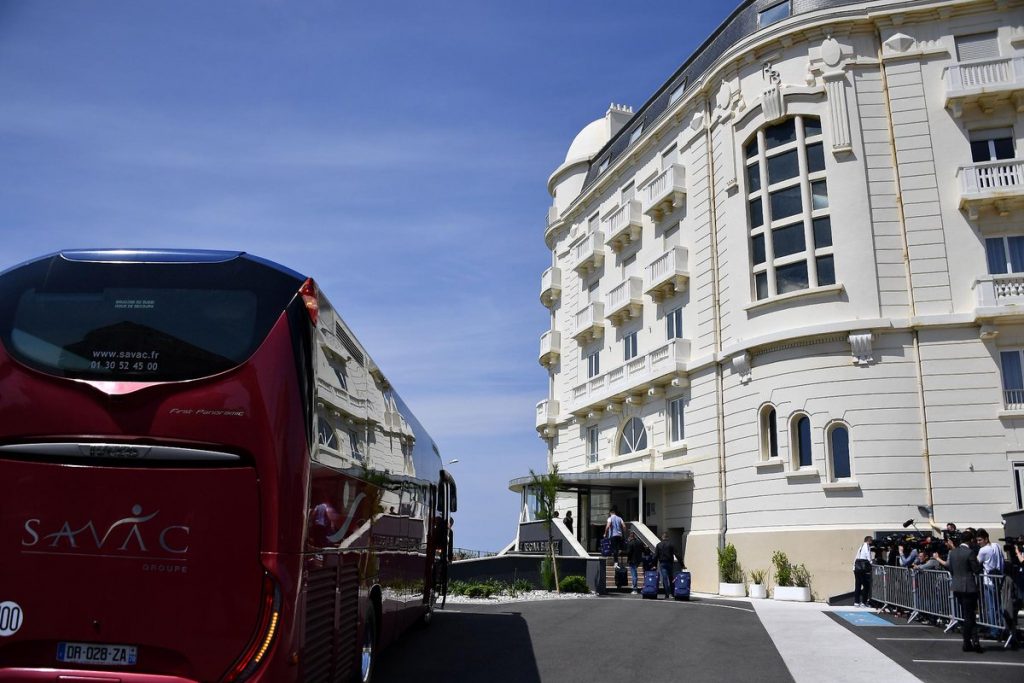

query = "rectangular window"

[813,217,833,249]
[661,144,679,169]
[669,397,685,443]
[776,261,809,294]
[1001,350,1024,408]
[628,125,644,145]
[349,430,363,461]
[772,223,805,258]
[767,149,799,185]
[588,212,599,233]
[749,198,765,228]
[587,350,600,378]
[668,78,687,105]
[769,185,803,220]
[746,162,761,193]
[969,130,1015,163]
[621,181,635,203]
[806,143,826,174]
[666,307,683,340]
[755,272,769,300]
[587,425,600,464]
[955,31,999,62]
[817,256,836,286]
[752,234,766,265]
[986,236,1024,274]
[1015,462,1024,510]
[758,0,790,28]
[624,332,638,361]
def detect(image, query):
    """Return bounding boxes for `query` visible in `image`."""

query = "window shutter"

[955,32,999,62]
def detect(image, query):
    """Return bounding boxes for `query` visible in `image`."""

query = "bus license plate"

[57,641,137,666]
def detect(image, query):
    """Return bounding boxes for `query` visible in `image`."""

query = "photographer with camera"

[949,529,985,653]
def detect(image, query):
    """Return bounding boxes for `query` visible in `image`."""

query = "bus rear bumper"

[0,669,198,682]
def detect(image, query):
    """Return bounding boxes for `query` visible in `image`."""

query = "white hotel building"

[530,0,1024,598]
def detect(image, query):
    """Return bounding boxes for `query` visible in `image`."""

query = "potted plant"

[748,568,768,599]
[717,543,746,597]
[771,551,811,602]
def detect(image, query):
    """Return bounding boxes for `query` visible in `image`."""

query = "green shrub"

[749,568,768,585]
[511,578,533,595]
[540,557,555,591]
[558,575,590,594]
[791,564,811,589]
[717,543,744,583]
[771,551,793,587]
[448,580,469,596]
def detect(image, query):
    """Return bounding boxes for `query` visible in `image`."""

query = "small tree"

[717,543,744,584]
[529,464,563,593]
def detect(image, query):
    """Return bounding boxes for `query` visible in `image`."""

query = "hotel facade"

[531,0,1024,598]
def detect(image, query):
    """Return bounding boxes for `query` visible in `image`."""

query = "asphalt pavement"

[373,594,1024,683]
[374,595,791,683]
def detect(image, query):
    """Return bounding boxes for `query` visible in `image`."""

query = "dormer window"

[629,125,644,145]
[758,1,790,28]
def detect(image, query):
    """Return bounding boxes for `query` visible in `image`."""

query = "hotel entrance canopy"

[508,470,692,493]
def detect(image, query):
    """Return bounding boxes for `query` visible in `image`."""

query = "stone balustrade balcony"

[573,302,605,344]
[641,164,686,222]
[944,56,1024,117]
[540,266,562,308]
[539,329,561,368]
[603,200,643,252]
[568,338,690,416]
[571,231,606,276]
[645,246,690,302]
[974,274,1024,323]
[535,398,559,433]
[957,159,1024,219]
[606,276,643,326]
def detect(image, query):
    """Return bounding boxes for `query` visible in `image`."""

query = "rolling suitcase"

[641,570,659,599]
[599,538,612,557]
[615,564,628,589]
[673,570,691,601]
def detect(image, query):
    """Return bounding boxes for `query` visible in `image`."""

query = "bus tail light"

[299,279,319,325]
[223,573,282,682]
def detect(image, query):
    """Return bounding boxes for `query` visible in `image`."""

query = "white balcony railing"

[547,205,559,227]
[603,200,642,252]
[539,330,561,367]
[605,276,643,325]
[974,273,1024,310]
[573,302,605,343]
[944,56,1024,116]
[642,164,686,221]
[645,246,690,301]
[957,159,1024,218]
[540,266,562,308]
[571,231,605,275]
[535,399,559,431]
[568,338,690,414]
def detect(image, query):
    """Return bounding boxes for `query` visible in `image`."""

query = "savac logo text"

[21,504,190,556]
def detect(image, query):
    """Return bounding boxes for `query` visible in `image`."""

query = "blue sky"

[0,1,727,552]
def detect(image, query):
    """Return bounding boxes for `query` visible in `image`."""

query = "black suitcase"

[614,565,627,589]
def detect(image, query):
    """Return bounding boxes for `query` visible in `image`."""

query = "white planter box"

[748,584,767,599]
[773,586,811,602]
[719,582,746,597]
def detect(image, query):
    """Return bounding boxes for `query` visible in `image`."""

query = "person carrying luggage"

[604,507,626,567]
[625,531,646,594]
[654,532,676,600]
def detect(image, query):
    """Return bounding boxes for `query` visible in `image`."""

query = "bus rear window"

[0,255,303,382]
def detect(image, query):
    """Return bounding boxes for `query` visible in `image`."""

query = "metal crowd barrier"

[870,565,1013,643]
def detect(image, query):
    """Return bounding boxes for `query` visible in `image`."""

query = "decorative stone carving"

[883,32,915,54]
[849,331,874,365]
[731,352,752,384]
[808,37,855,155]
[979,324,1000,341]
[761,63,785,122]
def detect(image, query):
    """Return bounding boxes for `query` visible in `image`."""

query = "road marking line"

[912,660,1024,667]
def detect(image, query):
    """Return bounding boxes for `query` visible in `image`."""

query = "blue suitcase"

[641,570,659,599]
[599,538,611,556]
[673,570,691,601]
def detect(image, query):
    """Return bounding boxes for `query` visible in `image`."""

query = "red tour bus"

[0,249,456,682]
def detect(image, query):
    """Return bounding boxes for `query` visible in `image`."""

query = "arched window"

[828,424,852,480]
[759,405,779,460]
[618,417,648,455]
[791,414,812,468]
[744,115,834,301]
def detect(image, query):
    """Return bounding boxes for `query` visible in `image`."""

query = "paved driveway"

[375,596,791,683]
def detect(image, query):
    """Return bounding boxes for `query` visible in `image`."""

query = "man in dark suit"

[948,529,984,653]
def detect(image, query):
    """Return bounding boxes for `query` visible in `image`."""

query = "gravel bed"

[442,590,596,604]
